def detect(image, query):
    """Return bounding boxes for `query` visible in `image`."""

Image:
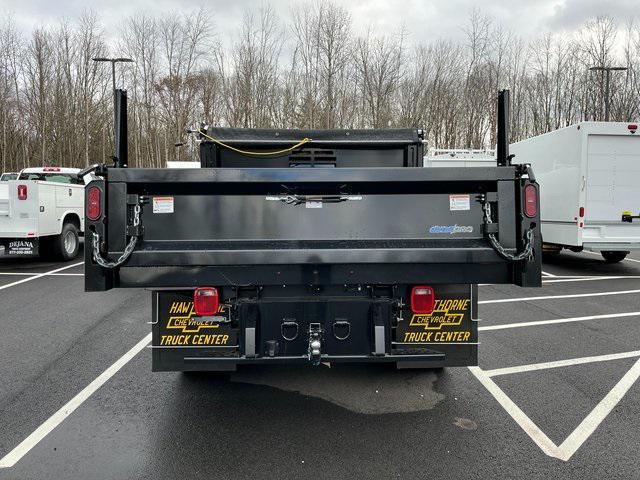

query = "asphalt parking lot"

[0,248,639,479]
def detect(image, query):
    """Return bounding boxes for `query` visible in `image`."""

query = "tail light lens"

[86,186,102,221]
[17,184,27,200]
[524,184,538,218]
[411,286,435,314]
[194,287,219,316]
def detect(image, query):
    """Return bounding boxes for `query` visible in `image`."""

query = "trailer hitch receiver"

[308,323,323,365]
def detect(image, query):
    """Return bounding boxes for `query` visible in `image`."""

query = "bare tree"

[1,8,639,170]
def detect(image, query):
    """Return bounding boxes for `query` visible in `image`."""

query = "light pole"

[589,66,628,121]
[92,57,134,135]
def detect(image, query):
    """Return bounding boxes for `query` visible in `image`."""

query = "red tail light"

[628,124,637,133]
[524,184,538,218]
[17,184,27,200]
[86,186,102,221]
[194,287,219,316]
[411,286,435,314]
[579,207,584,218]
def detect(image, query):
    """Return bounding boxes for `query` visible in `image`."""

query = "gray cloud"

[1,0,636,48]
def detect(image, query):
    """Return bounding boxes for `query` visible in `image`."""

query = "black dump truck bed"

[84,113,541,371]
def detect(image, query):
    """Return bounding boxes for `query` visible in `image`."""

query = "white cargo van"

[0,167,86,260]
[511,122,640,262]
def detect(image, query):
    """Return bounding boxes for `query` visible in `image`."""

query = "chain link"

[482,201,535,262]
[92,204,141,269]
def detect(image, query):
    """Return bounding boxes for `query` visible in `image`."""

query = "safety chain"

[91,204,141,269]
[482,201,535,262]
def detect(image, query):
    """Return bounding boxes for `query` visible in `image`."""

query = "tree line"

[0,5,638,171]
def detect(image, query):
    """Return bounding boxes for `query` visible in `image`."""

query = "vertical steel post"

[497,89,510,167]
[114,89,128,168]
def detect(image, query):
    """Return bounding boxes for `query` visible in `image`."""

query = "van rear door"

[584,133,640,244]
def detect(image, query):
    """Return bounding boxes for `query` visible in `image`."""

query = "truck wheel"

[601,251,628,263]
[53,223,80,261]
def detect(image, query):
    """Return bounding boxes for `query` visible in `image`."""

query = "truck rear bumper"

[153,351,475,372]
[151,285,478,371]
[584,242,640,251]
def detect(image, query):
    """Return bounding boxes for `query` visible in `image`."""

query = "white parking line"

[470,357,640,461]
[484,350,640,377]
[557,357,640,461]
[0,333,151,469]
[479,288,640,304]
[478,311,640,331]
[541,271,557,277]
[468,366,559,459]
[543,276,640,284]
[0,262,84,291]
[0,272,84,277]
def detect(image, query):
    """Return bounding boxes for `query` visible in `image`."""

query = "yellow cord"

[198,130,312,157]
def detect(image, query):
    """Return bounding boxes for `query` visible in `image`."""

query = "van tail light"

[524,184,538,218]
[579,207,584,218]
[17,184,27,200]
[86,186,102,221]
[411,286,435,314]
[628,124,637,133]
[194,287,219,316]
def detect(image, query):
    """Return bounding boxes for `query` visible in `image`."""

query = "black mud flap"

[0,238,39,257]
[393,284,478,368]
[152,291,239,372]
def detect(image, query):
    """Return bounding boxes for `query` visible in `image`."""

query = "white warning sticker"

[449,194,470,211]
[153,196,174,214]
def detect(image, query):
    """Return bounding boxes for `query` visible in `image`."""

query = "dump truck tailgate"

[85,166,540,290]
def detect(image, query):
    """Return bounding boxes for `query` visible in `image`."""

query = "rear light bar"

[43,167,61,172]
[17,184,27,200]
[194,287,219,316]
[411,286,435,314]
[524,184,538,218]
[86,186,102,221]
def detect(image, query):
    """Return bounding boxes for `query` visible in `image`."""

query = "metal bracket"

[281,320,299,341]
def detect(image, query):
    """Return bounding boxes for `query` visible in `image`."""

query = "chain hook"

[92,200,142,269]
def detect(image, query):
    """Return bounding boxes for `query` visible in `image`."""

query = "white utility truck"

[0,167,85,260]
[511,122,640,262]
[423,149,496,168]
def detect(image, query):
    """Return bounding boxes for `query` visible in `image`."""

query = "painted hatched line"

[470,356,640,461]
[484,350,640,377]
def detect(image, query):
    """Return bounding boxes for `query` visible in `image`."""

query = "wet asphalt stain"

[453,417,478,430]
[231,364,446,414]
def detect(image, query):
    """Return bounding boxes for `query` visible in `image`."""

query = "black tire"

[52,222,80,261]
[601,251,628,263]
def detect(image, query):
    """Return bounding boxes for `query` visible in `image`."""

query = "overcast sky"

[1,0,635,47]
